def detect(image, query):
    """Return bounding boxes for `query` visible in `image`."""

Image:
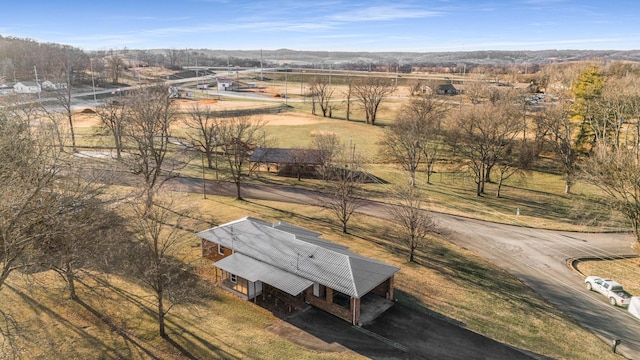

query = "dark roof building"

[250,148,324,178]
[250,148,323,165]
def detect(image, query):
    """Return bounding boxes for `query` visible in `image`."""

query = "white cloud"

[329,5,440,22]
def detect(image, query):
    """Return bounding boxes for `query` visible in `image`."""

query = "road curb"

[567,254,639,277]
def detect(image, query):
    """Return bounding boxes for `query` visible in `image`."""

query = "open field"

[70,99,629,232]
[2,83,636,359]
[0,192,624,359]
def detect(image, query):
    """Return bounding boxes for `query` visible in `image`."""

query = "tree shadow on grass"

[76,268,240,359]
[4,284,133,359]
[72,297,161,360]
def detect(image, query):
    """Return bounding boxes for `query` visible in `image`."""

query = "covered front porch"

[304,283,396,325]
[213,253,313,301]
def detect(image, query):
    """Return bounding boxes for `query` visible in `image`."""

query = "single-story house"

[197,217,400,325]
[14,81,41,94]
[250,147,324,177]
[41,80,68,91]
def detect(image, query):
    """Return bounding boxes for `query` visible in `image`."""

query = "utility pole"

[33,65,41,99]
[260,49,263,81]
[90,59,97,105]
[201,151,207,199]
[395,65,398,87]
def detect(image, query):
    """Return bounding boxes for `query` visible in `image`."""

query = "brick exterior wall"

[202,240,233,261]
[370,275,395,300]
[304,287,356,324]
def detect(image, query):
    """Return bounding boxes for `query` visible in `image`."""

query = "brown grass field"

[0,77,635,359]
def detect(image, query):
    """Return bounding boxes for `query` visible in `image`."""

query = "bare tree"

[41,110,69,153]
[464,74,490,105]
[183,104,220,169]
[494,142,534,197]
[325,143,364,233]
[46,53,82,152]
[165,48,183,70]
[34,178,124,300]
[95,100,127,160]
[312,133,341,181]
[290,149,316,181]
[343,75,354,121]
[590,74,640,149]
[387,185,436,263]
[124,85,183,210]
[582,145,640,247]
[9,95,42,132]
[353,77,396,125]
[217,115,266,200]
[380,95,445,186]
[407,79,424,96]
[107,55,125,84]
[380,115,422,186]
[537,98,580,194]
[446,99,522,196]
[0,110,60,291]
[308,76,335,118]
[130,200,192,338]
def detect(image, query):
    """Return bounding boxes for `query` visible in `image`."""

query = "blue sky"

[1,0,639,52]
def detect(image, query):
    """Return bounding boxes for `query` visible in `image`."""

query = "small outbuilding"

[216,78,234,90]
[436,83,458,95]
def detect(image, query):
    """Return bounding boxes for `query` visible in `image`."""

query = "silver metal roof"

[214,253,314,296]
[197,217,400,298]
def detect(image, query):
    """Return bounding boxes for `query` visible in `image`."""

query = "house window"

[218,244,226,255]
[230,273,237,284]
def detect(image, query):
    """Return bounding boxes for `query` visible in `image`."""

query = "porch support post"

[351,297,361,325]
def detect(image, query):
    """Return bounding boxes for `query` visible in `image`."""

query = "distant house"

[13,81,41,94]
[250,147,324,177]
[436,83,458,95]
[0,82,15,95]
[197,217,400,325]
[41,80,68,91]
[216,78,234,90]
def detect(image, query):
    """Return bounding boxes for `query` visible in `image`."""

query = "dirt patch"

[262,111,332,126]
[71,100,328,128]
[72,112,102,127]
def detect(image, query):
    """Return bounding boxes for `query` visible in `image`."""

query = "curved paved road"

[170,178,640,358]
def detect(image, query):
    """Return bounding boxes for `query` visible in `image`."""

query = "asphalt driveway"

[274,304,539,360]
[166,177,640,358]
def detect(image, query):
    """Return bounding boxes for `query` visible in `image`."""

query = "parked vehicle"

[585,276,633,307]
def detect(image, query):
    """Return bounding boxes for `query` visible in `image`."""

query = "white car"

[585,276,632,307]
